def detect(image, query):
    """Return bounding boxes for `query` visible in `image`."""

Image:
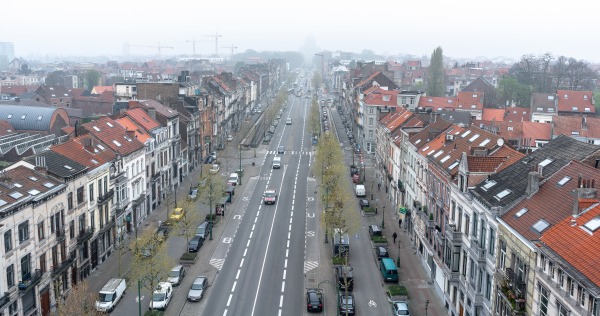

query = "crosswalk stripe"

[266,151,313,156]
[304,261,319,273]
[210,258,225,270]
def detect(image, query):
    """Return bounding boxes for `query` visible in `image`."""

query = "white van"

[286,118,292,125]
[96,278,126,312]
[355,184,366,197]
[228,173,239,186]
[272,156,281,169]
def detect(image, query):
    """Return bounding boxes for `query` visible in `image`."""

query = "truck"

[355,184,365,197]
[96,278,126,312]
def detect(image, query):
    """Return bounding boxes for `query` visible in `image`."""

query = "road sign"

[399,207,408,214]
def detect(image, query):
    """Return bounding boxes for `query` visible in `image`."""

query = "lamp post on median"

[382,205,385,229]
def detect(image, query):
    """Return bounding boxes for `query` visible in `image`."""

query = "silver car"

[188,276,208,301]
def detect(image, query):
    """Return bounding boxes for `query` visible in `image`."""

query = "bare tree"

[57,281,102,316]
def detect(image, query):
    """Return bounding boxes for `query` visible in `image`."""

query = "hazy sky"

[3,0,600,62]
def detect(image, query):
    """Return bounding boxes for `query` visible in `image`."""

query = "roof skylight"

[14,183,22,188]
[91,159,99,165]
[494,189,512,200]
[43,182,54,188]
[106,122,114,128]
[532,219,550,233]
[92,126,101,132]
[515,208,528,218]
[461,130,472,138]
[448,161,459,170]
[440,155,451,163]
[415,139,421,145]
[469,134,480,142]
[482,180,497,191]
[539,158,553,167]
[0,199,6,207]
[113,140,122,147]
[9,192,23,199]
[28,176,38,181]
[433,150,444,158]
[28,189,40,196]
[63,165,73,170]
[557,176,571,186]
[479,138,491,147]
[583,216,600,232]
[421,145,430,152]
[97,144,105,150]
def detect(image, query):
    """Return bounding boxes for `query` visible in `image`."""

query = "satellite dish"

[497,138,505,147]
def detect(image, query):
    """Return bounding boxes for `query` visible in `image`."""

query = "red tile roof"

[505,107,531,122]
[482,108,505,122]
[115,116,152,143]
[120,108,161,132]
[91,86,114,94]
[418,97,456,110]
[50,134,115,168]
[355,71,381,88]
[456,91,484,111]
[0,165,61,205]
[522,122,552,141]
[556,90,595,113]
[540,203,600,287]
[363,88,398,107]
[502,160,600,241]
[82,116,145,155]
[0,120,15,136]
[135,100,179,118]
[552,116,600,139]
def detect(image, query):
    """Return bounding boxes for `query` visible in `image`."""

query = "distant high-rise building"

[0,42,15,70]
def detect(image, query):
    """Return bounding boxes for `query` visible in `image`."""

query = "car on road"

[359,199,369,209]
[227,135,233,141]
[187,276,208,302]
[167,265,186,286]
[286,117,292,125]
[209,151,217,160]
[169,208,186,221]
[278,145,285,154]
[188,188,198,201]
[339,293,355,315]
[209,164,220,174]
[263,134,272,144]
[392,301,410,315]
[306,288,323,312]
[263,189,277,205]
[204,155,215,164]
[195,221,212,240]
[149,282,172,311]
[376,246,389,260]
[156,224,170,241]
[188,236,204,252]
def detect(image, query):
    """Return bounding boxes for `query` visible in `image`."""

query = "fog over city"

[3,0,600,62]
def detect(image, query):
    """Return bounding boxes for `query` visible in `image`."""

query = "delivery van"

[355,184,365,197]
[96,278,126,312]
[228,173,239,186]
[380,258,399,282]
[272,156,281,169]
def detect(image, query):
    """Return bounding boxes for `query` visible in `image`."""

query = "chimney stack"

[148,108,156,120]
[34,155,47,174]
[525,168,540,196]
[572,177,599,217]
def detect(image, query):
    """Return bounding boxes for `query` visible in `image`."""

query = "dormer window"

[584,95,588,100]
[572,107,578,111]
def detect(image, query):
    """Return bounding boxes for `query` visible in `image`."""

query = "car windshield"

[152,293,165,301]
[264,191,276,198]
[190,240,198,245]
[169,270,180,277]
[98,293,113,302]
[191,281,204,290]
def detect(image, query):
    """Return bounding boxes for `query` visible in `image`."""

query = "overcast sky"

[3,0,599,63]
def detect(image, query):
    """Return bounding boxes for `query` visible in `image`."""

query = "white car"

[392,301,410,315]
[227,135,233,141]
[209,164,220,174]
[150,282,172,311]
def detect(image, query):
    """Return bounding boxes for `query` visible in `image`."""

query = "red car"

[352,174,360,183]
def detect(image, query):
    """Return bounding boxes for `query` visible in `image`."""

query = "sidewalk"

[368,169,446,315]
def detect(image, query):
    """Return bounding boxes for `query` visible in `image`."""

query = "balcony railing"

[77,226,94,244]
[18,269,42,292]
[0,292,9,309]
[52,254,75,277]
[97,189,114,205]
[55,228,66,242]
[445,223,463,243]
[471,240,487,262]
[98,219,115,235]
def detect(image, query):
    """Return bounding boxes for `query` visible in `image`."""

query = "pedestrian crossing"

[210,258,225,270]
[304,261,319,273]
[266,151,313,156]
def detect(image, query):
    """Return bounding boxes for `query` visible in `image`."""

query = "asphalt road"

[202,93,315,315]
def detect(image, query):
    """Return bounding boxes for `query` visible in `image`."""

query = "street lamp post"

[382,206,386,229]
[425,299,429,316]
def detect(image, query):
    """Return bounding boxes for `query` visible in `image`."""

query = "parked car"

[149,282,172,311]
[204,155,215,164]
[376,246,389,260]
[339,293,355,315]
[195,221,213,240]
[188,236,204,252]
[359,199,369,209]
[187,276,208,302]
[188,188,199,201]
[227,135,233,141]
[392,301,410,315]
[263,189,278,205]
[209,151,218,160]
[169,208,186,221]
[156,224,170,241]
[167,265,186,286]
[209,164,220,174]
[306,288,323,312]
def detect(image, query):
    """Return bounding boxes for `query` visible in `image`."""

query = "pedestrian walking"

[378,183,381,191]
[399,218,403,229]
[392,232,398,244]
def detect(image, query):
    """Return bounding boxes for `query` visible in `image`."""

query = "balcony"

[496,267,527,315]
[434,228,445,244]
[470,239,487,262]
[449,271,461,284]
[18,269,42,292]
[97,189,114,206]
[445,223,463,244]
[52,254,75,277]
[98,219,115,235]
[0,292,9,309]
[77,226,94,244]
[55,228,66,242]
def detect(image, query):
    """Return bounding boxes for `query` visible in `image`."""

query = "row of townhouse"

[0,62,286,316]
[371,101,600,316]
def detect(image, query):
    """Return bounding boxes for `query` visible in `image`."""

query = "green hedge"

[145,311,164,316]
[372,235,387,243]
[388,285,408,297]
[332,256,346,265]
[180,252,197,261]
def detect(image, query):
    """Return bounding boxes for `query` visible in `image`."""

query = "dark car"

[306,289,323,312]
[349,166,359,176]
[339,293,355,315]
[188,236,204,252]
[156,225,170,241]
[204,156,215,164]
[359,199,369,209]
[195,221,212,240]
[335,265,354,292]
[278,146,285,154]
[376,246,389,260]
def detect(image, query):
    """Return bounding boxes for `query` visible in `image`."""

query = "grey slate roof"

[0,104,58,131]
[471,134,600,210]
[25,151,88,179]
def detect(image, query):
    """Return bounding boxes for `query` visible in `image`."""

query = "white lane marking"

[282,270,286,279]
[227,294,233,306]
[231,281,237,292]
[246,240,251,247]
[249,231,253,239]
[254,217,258,224]
[284,259,288,268]
[252,224,255,231]
[287,240,290,247]
[240,258,244,268]
[236,269,241,280]
[286,249,289,258]
[223,309,228,316]
[280,294,284,307]
[243,248,247,257]
[281,281,285,292]
[288,232,291,239]
[289,224,292,231]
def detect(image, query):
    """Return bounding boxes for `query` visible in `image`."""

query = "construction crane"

[185,38,211,56]
[129,43,174,57]
[221,45,238,57]
[204,32,222,56]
